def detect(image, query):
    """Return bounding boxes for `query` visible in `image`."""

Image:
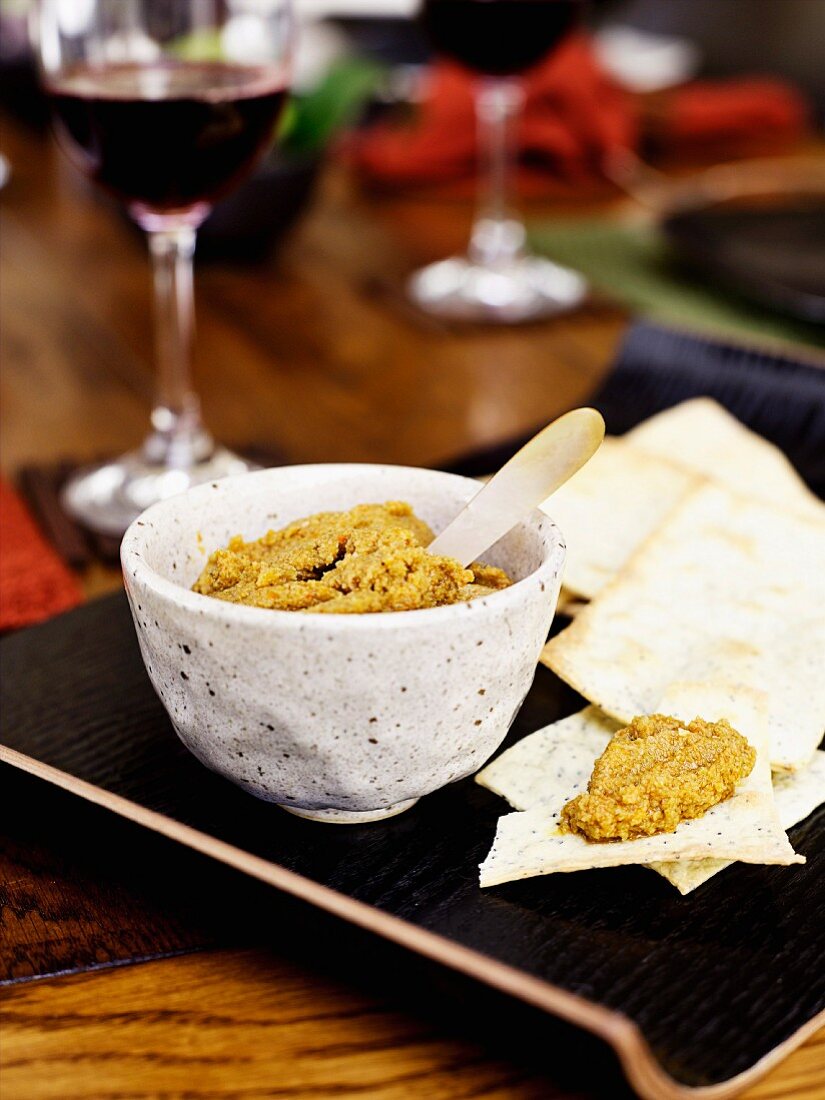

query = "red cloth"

[0,479,83,632]
[663,78,809,153]
[351,33,810,193]
[354,34,633,190]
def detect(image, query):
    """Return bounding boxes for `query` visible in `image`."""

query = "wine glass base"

[408,256,587,323]
[61,446,259,538]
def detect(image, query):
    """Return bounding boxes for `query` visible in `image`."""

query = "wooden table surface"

[1,113,823,1100]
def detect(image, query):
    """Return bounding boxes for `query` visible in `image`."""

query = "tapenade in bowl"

[121,464,565,823]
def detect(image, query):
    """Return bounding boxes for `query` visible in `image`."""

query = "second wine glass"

[36,0,293,535]
[410,0,587,323]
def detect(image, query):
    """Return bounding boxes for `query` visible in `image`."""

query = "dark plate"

[664,197,825,325]
[2,323,824,1099]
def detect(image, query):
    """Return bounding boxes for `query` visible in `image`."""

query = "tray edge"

[3,742,821,1100]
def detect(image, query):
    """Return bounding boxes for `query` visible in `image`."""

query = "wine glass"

[34,0,293,535]
[409,0,587,323]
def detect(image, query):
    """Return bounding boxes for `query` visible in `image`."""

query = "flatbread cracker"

[540,402,822,605]
[626,398,823,521]
[650,751,825,894]
[539,438,699,601]
[478,683,801,888]
[477,705,619,811]
[542,482,825,771]
[479,707,823,895]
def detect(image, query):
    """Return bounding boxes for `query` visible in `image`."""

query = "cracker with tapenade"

[648,750,825,894]
[477,682,801,888]
[542,482,825,772]
[478,703,820,893]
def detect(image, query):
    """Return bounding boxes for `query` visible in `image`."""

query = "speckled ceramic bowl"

[121,465,565,823]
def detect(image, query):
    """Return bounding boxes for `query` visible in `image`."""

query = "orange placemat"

[0,479,83,632]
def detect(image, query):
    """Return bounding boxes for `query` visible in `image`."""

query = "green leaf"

[281,58,386,155]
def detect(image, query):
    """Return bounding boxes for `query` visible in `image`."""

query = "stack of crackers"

[477,400,825,893]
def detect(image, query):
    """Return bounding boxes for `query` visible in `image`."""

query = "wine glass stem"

[145,227,213,468]
[469,78,526,269]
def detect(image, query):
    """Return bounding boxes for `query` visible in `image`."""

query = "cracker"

[542,482,825,771]
[626,398,823,521]
[539,438,699,601]
[478,683,801,888]
[476,705,619,811]
[649,751,825,894]
[541,402,822,605]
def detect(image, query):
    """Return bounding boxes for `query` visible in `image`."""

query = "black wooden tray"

[2,593,823,1099]
[3,323,824,1098]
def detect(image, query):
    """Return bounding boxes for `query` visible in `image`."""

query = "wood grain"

[0,771,638,1099]
[1,948,822,1100]
[0,116,622,478]
[0,949,595,1100]
[1,109,823,1099]
[0,769,225,983]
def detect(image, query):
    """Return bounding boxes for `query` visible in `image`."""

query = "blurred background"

[1,0,824,605]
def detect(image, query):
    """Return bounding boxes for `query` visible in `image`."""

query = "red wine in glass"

[47,61,288,216]
[420,0,581,76]
[36,0,293,537]
[408,0,587,322]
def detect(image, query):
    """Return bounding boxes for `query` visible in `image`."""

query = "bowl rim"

[120,463,567,632]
